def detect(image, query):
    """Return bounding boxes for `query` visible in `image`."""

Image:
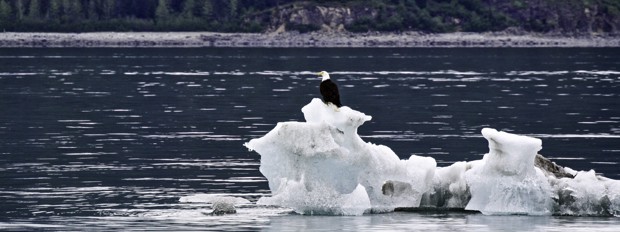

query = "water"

[1,48,619,230]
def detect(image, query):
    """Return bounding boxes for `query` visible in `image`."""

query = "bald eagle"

[318,71,342,108]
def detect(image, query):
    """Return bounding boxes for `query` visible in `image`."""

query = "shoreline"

[1,31,619,48]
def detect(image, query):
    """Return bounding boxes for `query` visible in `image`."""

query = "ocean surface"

[1,47,619,231]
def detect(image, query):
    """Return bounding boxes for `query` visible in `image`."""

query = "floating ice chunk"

[245,99,620,216]
[467,130,620,216]
[179,194,250,215]
[210,200,238,215]
[465,128,553,215]
[245,98,435,214]
[553,170,620,216]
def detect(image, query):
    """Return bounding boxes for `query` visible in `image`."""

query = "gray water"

[1,48,619,231]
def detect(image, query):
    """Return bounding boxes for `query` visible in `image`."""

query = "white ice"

[464,128,553,215]
[244,98,620,216]
[179,194,250,215]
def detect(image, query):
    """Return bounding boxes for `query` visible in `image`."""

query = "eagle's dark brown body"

[320,79,342,108]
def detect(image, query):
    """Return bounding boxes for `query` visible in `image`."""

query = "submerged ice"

[244,99,620,216]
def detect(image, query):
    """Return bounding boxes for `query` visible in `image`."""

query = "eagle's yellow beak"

[317,71,323,76]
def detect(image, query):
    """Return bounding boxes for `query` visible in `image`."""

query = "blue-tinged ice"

[244,99,620,216]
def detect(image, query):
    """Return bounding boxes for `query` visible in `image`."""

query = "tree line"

[0,0,618,33]
[0,0,277,32]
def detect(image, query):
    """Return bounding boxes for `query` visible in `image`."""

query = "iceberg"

[463,128,554,215]
[244,98,620,216]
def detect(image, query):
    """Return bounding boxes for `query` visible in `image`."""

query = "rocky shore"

[1,31,619,48]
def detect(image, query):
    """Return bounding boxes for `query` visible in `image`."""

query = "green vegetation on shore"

[0,0,618,34]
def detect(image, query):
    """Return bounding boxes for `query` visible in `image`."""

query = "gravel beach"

[1,31,619,48]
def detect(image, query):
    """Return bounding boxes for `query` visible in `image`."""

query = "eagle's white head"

[318,71,330,82]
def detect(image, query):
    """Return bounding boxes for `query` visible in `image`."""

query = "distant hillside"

[0,0,619,35]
